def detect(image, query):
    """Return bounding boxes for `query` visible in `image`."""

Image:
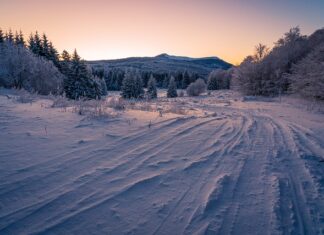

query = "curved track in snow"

[0,94,323,235]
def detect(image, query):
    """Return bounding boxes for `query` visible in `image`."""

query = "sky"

[1,0,323,64]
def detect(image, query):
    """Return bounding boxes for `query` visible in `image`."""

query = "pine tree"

[147,75,157,99]
[167,76,178,98]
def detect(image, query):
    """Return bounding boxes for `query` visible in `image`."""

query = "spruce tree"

[33,31,42,56]
[135,73,144,98]
[167,76,178,98]
[41,33,50,58]
[48,42,60,67]
[147,75,157,99]
[64,49,101,99]
[6,29,14,43]
[14,31,20,45]
[182,71,191,89]
[0,29,4,43]
[18,30,25,46]
[121,72,136,99]
[28,33,35,52]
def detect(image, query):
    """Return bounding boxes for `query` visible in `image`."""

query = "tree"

[0,28,4,43]
[207,69,231,90]
[0,41,64,94]
[18,30,25,46]
[167,76,178,98]
[182,71,191,89]
[135,73,144,98]
[147,75,157,99]
[121,70,144,99]
[32,31,42,56]
[186,79,206,96]
[287,43,324,100]
[6,29,14,43]
[48,42,60,68]
[254,43,269,62]
[41,33,50,58]
[64,49,101,99]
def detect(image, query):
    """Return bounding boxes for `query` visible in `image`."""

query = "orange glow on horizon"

[1,0,323,65]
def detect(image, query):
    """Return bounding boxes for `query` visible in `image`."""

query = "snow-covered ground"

[0,89,324,235]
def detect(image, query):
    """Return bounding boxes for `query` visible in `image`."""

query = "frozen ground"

[0,89,324,235]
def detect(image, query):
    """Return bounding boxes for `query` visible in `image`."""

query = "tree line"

[233,27,324,100]
[0,28,106,99]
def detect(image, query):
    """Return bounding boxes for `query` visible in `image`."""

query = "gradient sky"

[1,0,323,64]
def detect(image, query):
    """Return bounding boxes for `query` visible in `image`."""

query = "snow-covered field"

[0,89,324,235]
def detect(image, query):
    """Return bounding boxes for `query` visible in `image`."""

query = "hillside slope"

[87,54,232,77]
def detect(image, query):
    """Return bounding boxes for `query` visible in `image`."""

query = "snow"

[0,89,324,234]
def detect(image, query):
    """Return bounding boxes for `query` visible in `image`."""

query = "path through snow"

[0,91,324,234]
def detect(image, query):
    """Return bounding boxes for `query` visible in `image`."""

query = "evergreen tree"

[135,73,144,98]
[121,71,136,99]
[41,33,50,58]
[182,71,191,89]
[64,49,101,99]
[121,71,144,99]
[167,76,178,98]
[147,75,157,99]
[14,31,20,45]
[33,31,42,56]
[28,33,35,52]
[6,29,14,43]
[162,75,169,88]
[0,28,4,43]
[48,42,60,67]
[18,30,25,46]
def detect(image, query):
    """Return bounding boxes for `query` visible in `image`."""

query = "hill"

[87,53,232,77]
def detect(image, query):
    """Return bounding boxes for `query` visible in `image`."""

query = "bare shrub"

[178,90,185,97]
[107,97,126,110]
[186,79,206,96]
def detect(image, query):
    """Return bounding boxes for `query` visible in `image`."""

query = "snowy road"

[0,93,324,235]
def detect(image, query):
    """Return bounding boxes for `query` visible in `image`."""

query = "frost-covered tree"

[187,78,206,96]
[233,27,311,96]
[167,76,178,98]
[147,75,157,99]
[0,41,64,94]
[287,43,324,100]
